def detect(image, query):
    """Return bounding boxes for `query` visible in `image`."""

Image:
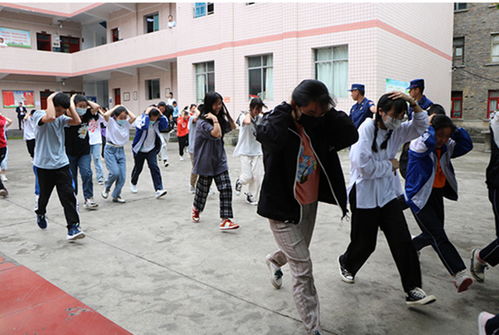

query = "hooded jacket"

[132,114,169,154]
[256,102,358,223]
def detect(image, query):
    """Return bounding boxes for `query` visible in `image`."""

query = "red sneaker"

[219,219,239,231]
[192,207,200,223]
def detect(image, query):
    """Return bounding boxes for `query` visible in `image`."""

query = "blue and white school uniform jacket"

[132,114,169,154]
[405,126,473,213]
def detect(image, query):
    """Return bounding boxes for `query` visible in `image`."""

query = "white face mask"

[383,115,402,130]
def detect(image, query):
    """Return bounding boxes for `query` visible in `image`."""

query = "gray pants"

[268,202,320,335]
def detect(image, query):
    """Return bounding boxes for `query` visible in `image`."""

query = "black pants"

[131,149,163,191]
[486,314,499,335]
[0,147,6,190]
[17,117,23,130]
[178,135,188,157]
[341,186,422,293]
[412,188,466,276]
[480,188,499,267]
[193,170,233,219]
[35,165,79,228]
[26,139,35,159]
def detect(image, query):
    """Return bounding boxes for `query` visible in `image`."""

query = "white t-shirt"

[23,116,36,140]
[88,115,105,145]
[106,118,131,147]
[168,21,176,28]
[167,98,176,106]
[233,112,262,157]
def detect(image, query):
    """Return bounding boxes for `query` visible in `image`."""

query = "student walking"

[32,92,85,240]
[101,105,136,203]
[257,80,358,335]
[188,104,200,193]
[191,92,239,231]
[405,114,474,292]
[234,97,266,205]
[88,109,106,185]
[130,106,168,199]
[338,92,436,306]
[0,115,12,184]
[157,102,174,167]
[65,95,101,210]
[24,110,40,200]
[177,110,190,160]
[0,113,12,197]
[471,111,499,283]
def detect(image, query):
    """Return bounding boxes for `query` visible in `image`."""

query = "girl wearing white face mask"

[338,92,436,306]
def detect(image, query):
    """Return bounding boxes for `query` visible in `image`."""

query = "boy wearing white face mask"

[65,95,101,210]
[338,92,436,306]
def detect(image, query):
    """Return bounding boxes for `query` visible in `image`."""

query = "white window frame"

[247,54,273,100]
[314,45,349,98]
[194,61,215,103]
[491,33,499,63]
[146,78,160,100]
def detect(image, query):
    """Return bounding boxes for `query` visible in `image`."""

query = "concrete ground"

[0,139,498,335]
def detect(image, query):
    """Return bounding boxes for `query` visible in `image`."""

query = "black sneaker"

[406,287,436,306]
[338,256,355,283]
[0,188,8,198]
[67,224,85,241]
[37,214,47,229]
[235,179,242,195]
[163,160,169,168]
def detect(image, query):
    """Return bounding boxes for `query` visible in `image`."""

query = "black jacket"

[256,102,358,223]
[486,125,499,189]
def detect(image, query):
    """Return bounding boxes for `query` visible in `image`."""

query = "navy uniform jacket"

[349,97,374,129]
[408,95,433,120]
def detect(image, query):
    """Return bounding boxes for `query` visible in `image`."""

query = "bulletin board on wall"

[385,78,410,94]
[0,27,32,48]
[2,90,35,108]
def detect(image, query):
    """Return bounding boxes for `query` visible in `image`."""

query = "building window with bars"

[451,91,463,119]
[195,61,215,103]
[491,33,499,63]
[146,79,160,100]
[314,45,348,98]
[247,54,273,100]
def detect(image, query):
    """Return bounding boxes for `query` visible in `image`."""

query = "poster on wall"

[2,90,35,108]
[0,27,31,48]
[385,78,409,93]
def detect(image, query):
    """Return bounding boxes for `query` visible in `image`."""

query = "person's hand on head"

[48,92,58,101]
[389,91,416,106]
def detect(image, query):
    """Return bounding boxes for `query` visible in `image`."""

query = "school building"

[0,2,453,123]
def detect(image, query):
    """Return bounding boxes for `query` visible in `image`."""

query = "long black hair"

[200,92,234,135]
[291,79,335,111]
[372,93,408,152]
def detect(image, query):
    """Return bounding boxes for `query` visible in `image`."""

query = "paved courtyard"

[0,139,498,335]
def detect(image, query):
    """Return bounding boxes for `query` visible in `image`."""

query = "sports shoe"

[453,270,473,293]
[338,256,355,283]
[179,155,185,161]
[67,224,85,241]
[0,174,7,182]
[235,178,242,195]
[112,197,126,203]
[155,189,167,199]
[219,218,239,231]
[405,287,436,306]
[36,214,47,229]
[0,188,8,198]
[163,160,169,167]
[245,193,258,206]
[265,255,283,289]
[101,189,109,199]
[192,207,200,223]
[83,198,99,210]
[478,311,495,335]
[130,183,138,193]
[471,248,488,283]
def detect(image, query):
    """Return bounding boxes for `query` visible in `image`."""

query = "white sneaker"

[130,183,138,193]
[101,189,109,199]
[0,174,7,182]
[84,198,99,210]
[112,197,126,203]
[453,270,473,293]
[179,156,185,161]
[478,312,495,335]
[405,287,436,306]
[155,189,167,199]
[471,248,488,283]
[245,193,258,206]
[265,255,283,289]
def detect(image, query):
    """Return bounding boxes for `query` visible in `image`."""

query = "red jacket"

[0,115,6,148]
[177,116,189,137]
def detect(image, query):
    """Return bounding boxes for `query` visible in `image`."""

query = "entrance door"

[40,90,54,110]
[36,33,51,51]
[114,88,121,105]
[60,36,80,53]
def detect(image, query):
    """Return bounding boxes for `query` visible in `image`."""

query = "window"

[453,37,464,65]
[451,91,463,119]
[111,28,119,42]
[145,13,159,33]
[314,45,348,98]
[488,90,499,119]
[247,54,273,100]
[146,79,160,100]
[454,3,467,11]
[60,36,80,53]
[491,34,499,63]
[36,32,51,51]
[195,61,215,103]
[194,3,214,18]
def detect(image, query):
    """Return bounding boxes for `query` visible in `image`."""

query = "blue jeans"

[68,154,93,200]
[90,144,104,182]
[104,145,126,199]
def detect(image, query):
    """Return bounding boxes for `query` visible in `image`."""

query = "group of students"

[0,79,497,334]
